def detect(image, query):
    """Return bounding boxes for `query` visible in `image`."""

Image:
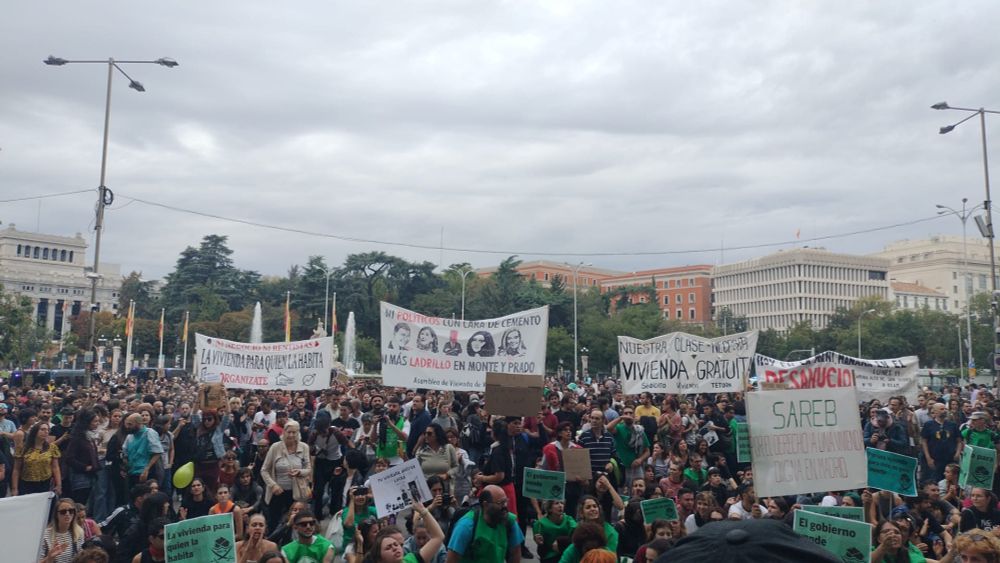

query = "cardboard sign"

[746,386,867,498]
[800,505,866,522]
[866,448,918,496]
[522,468,565,500]
[196,383,228,412]
[735,422,752,463]
[960,444,997,489]
[484,372,544,418]
[640,497,678,523]
[562,448,593,481]
[165,514,237,563]
[793,509,872,563]
[370,458,432,518]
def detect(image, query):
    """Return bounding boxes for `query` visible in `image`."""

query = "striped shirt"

[576,430,616,474]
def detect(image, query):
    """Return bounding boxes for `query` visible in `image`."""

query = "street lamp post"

[568,262,592,381]
[937,198,984,378]
[45,55,178,387]
[933,102,1000,383]
[858,308,876,358]
[322,269,336,333]
[459,268,474,322]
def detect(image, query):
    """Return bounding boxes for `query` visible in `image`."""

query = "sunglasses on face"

[296,520,317,528]
[58,509,77,515]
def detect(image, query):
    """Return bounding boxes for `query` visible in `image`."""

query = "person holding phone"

[342,485,379,553]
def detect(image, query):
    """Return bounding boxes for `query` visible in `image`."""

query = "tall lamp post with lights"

[933,102,1000,382]
[44,55,178,386]
[937,198,984,378]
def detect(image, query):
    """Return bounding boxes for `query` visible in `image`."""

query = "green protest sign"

[522,468,566,500]
[736,422,752,463]
[166,513,237,563]
[800,505,865,522]
[960,444,997,489]
[640,497,678,524]
[793,509,872,563]
[866,448,917,496]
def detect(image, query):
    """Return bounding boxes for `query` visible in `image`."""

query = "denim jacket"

[191,411,231,459]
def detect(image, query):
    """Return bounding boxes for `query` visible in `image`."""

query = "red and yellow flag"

[182,310,189,344]
[125,300,135,338]
[331,296,337,336]
[284,291,291,342]
[158,308,165,341]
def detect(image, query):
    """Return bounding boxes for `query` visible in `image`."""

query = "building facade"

[601,265,714,324]
[0,224,121,338]
[872,235,999,313]
[890,281,948,312]
[475,260,622,290]
[712,248,891,332]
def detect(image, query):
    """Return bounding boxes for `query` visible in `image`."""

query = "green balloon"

[173,461,195,489]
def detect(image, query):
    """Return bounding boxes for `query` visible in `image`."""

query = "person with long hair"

[65,408,100,505]
[871,519,923,563]
[117,492,171,563]
[261,420,312,534]
[12,421,62,496]
[104,411,128,515]
[962,488,1000,532]
[541,421,584,518]
[363,500,443,563]
[614,500,647,557]
[684,491,724,534]
[574,496,618,554]
[558,521,610,563]
[179,478,213,520]
[191,408,228,494]
[416,326,439,353]
[236,513,279,563]
[39,497,86,563]
[533,500,577,563]
[232,467,264,516]
[75,502,102,540]
[945,528,1000,563]
[342,486,379,554]
[466,331,496,357]
[415,423,458,483]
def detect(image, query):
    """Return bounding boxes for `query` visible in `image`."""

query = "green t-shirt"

[532,515,577,561]
[872,541,927,563]
[375,417,406,459]
[613,423,650,467]
[962,427,999,449]
[683,467,708,489]
[341,505,379,550]
[456,511,520,563]
[559,546,616,563]
[283,535,333,563]
[727,418,740,454]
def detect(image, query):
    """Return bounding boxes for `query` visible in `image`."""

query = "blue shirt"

[577,429,616,474]
[124,426,164,475]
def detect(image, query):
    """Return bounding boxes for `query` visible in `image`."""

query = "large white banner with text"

[754,352,919,402]
[195,334,333,390]
[747,386,867,498]
[617,330,758,395]
[380,302,548,391]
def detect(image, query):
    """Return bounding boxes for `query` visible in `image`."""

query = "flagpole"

[182,310,189,371]
[124,299,134,375]
[332,292,337,335]
[285,291,291,342]
[157,307,165,370]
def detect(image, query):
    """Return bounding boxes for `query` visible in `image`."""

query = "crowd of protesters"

[3,372,1000,563]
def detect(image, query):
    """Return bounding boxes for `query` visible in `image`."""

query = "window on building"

[42,248,49,259]
[954,285,958,294]
[868,270,886,281]
[944,300,948,311]
[69,251,74,262]
[60,249,67,261]
[953,271,958,280]
[16,244,22,256]
[664,296,669,305]
[543,273,549,281]
[33,247,40,259]
[689,308,696,320]
[980,274,988,290]
[675,294,682,304]
[676,309,682,319]
[688,292,695,303]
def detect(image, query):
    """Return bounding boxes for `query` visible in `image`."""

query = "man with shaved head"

[446,484,524,563]
[123,412,163,490]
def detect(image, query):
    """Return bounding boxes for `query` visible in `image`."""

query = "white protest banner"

[754,352,918,403]
[195,334,333,390]
[747,386,867,498]
[0,492,53,563]
[370,458,433,518]
[380,302,548,392]
[617,330,758,395]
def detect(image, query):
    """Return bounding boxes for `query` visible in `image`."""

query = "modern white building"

[0,224,121,338]
[712,247,891,332]
[872,235,999,313]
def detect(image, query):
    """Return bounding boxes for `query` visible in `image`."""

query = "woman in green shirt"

[362,499,444,563]
[342,486,379,553]
[533,500,577,563]
[558,496,619,563]
[871,519,927,563]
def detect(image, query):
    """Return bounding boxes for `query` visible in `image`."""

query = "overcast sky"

[3,1,1000,281]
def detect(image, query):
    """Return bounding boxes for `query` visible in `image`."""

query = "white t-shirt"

[253,411,276,441]
[728,501,766,520]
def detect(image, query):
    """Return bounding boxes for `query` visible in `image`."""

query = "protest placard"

[746,386,867,498]
[960,444,997,489]
[522,468,566,500]
[485,372,544,417]
[562,448,592,481]
[736,421,752,463]
[754,352,918,403]
[866,448,918,496]
[195,383,227,412]
[165,513,237,563]
[800,505,866,522]
[617,331,758,395]
[0,492,53,563]
[380,303,548,392]
[640,498,678,523]
[793,509,872,563]
[370,458,432,518]
[195,334,333,390]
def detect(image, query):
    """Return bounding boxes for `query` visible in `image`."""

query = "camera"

[355,486,369,496]
[442,493,452,505]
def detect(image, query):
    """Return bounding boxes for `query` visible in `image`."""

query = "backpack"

[461,418,484,450]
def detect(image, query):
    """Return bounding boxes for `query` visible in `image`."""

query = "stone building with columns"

[0,224,121,339]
